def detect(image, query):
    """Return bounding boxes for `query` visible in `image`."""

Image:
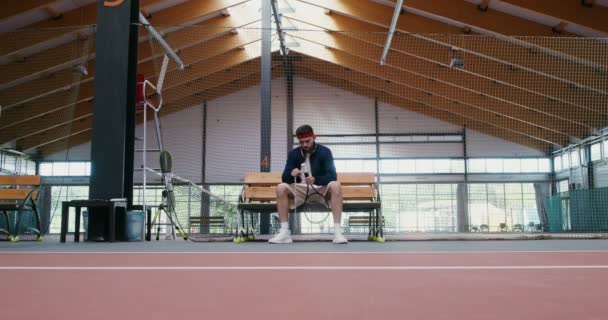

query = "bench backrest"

[243,172,375,186]
[0,175,41,201]
[242,172,377,202]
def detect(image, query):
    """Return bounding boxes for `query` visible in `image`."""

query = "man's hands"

[291,168,315,185]
[305,175,315,185]
[291,168,301,177]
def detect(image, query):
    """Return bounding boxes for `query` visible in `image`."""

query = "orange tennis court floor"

[2,238,608,320]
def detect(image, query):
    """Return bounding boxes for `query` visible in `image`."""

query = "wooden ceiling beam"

[298,0,608,86]
[282,16,596,136]
[293,47,568,145]
[1,12,262,130]
[281,7,604,127]
[17,117,92,151]
[36,66,284,155]
[0,0,258,98]
[0,0,60,21]
[289,38,566,146]
[37,130,91,157]
[499,0,608,34]
[6,44,268,147]
[295,62,550,152]
[0,0,246,55]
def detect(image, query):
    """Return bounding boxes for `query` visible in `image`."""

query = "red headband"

[296,132,315,139]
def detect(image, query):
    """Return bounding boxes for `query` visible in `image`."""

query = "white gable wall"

[44,76,546,182]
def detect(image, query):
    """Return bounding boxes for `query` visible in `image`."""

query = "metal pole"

[380,0,404,65]
[374,98,381,183]
[260,0,272,234]
[139,12,185,70]
[271,0,289,56]
[462,127,469,232]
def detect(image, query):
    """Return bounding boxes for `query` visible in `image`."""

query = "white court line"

[2,250,608,254]
[2,265,608,270]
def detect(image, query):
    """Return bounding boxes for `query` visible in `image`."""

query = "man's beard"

[302,143,314,153]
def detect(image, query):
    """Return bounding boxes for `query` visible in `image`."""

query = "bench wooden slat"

[238,202,381,211]
[190,216,225,225]
[348,215,384,225]
[0,189,38,200]
[244,172,282,185]
[0,175,41,186]
[244,186,376,201]
[336,172,375,185]
[243,172,376,186]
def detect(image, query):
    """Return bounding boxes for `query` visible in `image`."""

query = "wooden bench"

[189,216,227,234]
[236,172,383,242]
[0,175,43,241]
[347,215,385,234]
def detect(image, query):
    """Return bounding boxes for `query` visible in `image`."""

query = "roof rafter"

[497,0,608,34]
[0,1,263,131]
[288,39,564,146]
[300,0,608,83]
[295,59,550,152]
[281,13,595,137]
[37,64,285,155]
[0,33,260,141]
[0,0,61,21]
[0,0,166,55]
[286,4,608,128]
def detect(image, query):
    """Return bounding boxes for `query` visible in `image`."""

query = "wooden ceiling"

[1,0,607,157]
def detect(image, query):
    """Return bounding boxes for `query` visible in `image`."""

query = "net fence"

[1,11,607,241]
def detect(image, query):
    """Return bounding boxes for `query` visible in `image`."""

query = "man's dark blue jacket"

[281,143,337,186]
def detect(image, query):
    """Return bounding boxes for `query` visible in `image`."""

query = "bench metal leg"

[74,207,81,242]
[60,202,69,243]
[234,209,246,243]
[108,205,115,243]
[31,201,43,240]
[374,209,385,242]
[0,210,10,238]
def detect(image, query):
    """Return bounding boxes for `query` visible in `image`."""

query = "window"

[467,158,549,174]
[53,163,69,176]
[503,159,521,173]
[570,150,580,168]
[591,143,602,161]
[3,155,16,172]
[398,159,416,174]
[468,183,540,232]
[39,163,53,176]
[433,159,451,173]
[0,152,37,175]
[521,159,539,173]
[553,156,562,172]
[538,159,550,172]
[380,184,458,232]
[562,153,569,170]
[39,162,92,177]
[415,159,433,173]
[26,160,37,175]
[48,186,90,234]
[468,159,485,173]
[69,162,87,176]
[486,159,503,173]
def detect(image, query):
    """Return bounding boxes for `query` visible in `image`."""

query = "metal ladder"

[135,55,169,220]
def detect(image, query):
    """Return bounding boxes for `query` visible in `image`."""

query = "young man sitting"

[269,125,347,244]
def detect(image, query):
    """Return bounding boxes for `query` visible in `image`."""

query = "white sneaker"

[333,233,348,244]
[269,229,292,244]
